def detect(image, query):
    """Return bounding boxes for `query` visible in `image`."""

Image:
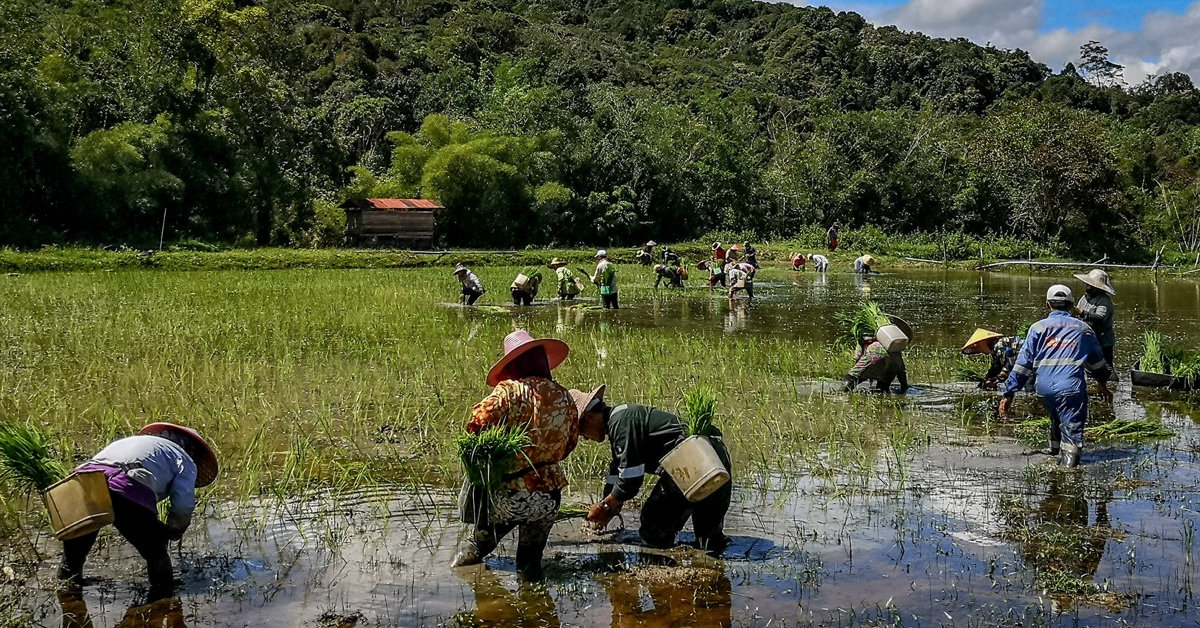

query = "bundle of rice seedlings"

[1086,419,1174,441]
[516,266,543,283]
[953,358,985,382]
[556,504,589,521]
[455,424,532,495]
[1166,345,1200,379]
[1141,331,1166,374]
[682,385,718,437]
[836,301,892,348]
[0,423,68,493]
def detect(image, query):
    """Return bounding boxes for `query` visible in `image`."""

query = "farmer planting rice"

[452,329,579,580]
[961,328,1025,390]
[510,268,542,306]
[843,334,909,394]
[999,285,1113,468]
[591,250,619,309]
[725,261,755,299]
[569,385,733,554]
[809,253,829,272]
[454,264,485,306]
[58,423,218,600]
[854,254,876,274]
[1074,269,1117,371]
[653,264,684,289]
[548,258,581,300]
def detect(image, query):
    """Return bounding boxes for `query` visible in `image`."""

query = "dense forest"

[3,0,1200,258]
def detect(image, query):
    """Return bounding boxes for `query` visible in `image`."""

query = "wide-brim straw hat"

[548,258,567,268]
[696,260,710,270]
[569,385,606,418]
[712,242,721,250]
[886,314,914,342]
[653,264,665,272]
[139,423,219,488]
[487,329,569,386]
[1073,268,1116,295]
[452,264,467,275]
[863,255,877,266]
[594,250,607,258]
[961,328,1002,355]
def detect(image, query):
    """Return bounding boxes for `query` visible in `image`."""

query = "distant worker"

[744,242,759,269]
[59,423,219,600]
[843,335,908,394]
[726,243,741,261]
[712,242,726,266]
[853,254,876,274]
[549,258,581,300]
[636,241,656,266]
[791,253,806,271]
[454,264,485,306]
[570,385,732,553]
[826,222,839,251]
[999,285,1112,468]
[452,330,579,581]
[662,246,680,265]
[726,261,755,300]
[591,250,619,309]
[511,270,542,306]
[809,253,829,273]
[653,264,684,289]
[1074,269,1116,371]
[961,329,1023,390]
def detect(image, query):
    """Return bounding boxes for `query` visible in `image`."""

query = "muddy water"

[21,268,1200,627]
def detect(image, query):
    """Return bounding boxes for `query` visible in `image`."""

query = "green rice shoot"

[0,423,69,493]
[1142,331,1166,374]
[516,266,543,284]
[1015,417,1174,443]
[456,424,532,495]
[556,504,589,520]
[682,385,719,437]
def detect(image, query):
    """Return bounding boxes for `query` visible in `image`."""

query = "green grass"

[0,423,68,493]
[1142,331,1165,374]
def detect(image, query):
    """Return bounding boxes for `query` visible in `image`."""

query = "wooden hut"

[340,198,443,248]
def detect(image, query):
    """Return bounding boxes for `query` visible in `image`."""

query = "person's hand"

[1099,385,1113,404]
[586,501,613,530]
[998,396,1013,418]
[1071,306,1083,317]
[979,379,998,391]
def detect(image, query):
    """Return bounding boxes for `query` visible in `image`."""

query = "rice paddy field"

[2,262,1200,627]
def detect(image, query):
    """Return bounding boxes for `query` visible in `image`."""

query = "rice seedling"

[681,386,718,437]
[0,423,68,493]
[1014,417,1174,443]
[455,425,532,495]
[1142,331,1166,374]
[835,301,891,348]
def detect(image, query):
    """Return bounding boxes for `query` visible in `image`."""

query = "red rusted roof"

[340,198,444,210]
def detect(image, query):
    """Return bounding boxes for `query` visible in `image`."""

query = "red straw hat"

[140,423,219,487]
[486,329,569,386]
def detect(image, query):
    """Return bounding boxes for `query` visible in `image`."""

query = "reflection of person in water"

[454,566,560,628]
[600,555,732,628]
[58,591,187,628]
[1010,473,1112,606]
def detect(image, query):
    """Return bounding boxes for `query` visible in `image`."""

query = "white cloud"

[798,0,1200,85]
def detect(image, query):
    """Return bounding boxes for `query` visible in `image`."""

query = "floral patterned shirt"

[467,377,579,493]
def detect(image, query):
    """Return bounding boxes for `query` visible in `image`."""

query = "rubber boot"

[1059,444,1081,469]
[451,528,500,567]
[514,533,548,581]
[145,555,176,602]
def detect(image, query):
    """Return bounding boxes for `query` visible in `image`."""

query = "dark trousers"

[512,290,533,306]
[1102,345,1115,371]
[461,288,482,305]
[601,293,619,309]
[639,438,733,551]
[709,275,726,288]
[1042,391,1088,449]
[60,494,173,596]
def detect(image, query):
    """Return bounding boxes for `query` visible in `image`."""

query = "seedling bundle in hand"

[0,422,68,493]
[455,424,532,495]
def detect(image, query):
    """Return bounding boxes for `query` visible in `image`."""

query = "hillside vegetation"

[4,0,1200,260]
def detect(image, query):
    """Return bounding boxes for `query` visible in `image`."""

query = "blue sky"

[784,0,1200,83]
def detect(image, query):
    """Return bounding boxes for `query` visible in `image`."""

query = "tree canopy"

[3,0,1200,258]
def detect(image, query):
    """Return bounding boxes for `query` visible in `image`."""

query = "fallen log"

[975,259,1172,271]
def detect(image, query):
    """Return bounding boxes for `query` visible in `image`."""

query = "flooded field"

[2,265,1200,627]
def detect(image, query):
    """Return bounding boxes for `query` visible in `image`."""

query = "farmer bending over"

[570,385,732,553]
[843,335,908,394]
[59,423,219,600]
[451,330,579,580]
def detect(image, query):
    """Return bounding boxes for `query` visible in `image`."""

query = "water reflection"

[57,591,187,628]
[599,554,731,628]
[454,566,559,627]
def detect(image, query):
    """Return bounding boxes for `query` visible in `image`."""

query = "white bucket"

[660,436,730,502]
[876,324,910,352]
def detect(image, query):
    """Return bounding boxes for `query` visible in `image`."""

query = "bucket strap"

[85,460,144,474]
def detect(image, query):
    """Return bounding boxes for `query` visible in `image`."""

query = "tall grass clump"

[0,423,68,493]
[682,386,718,437]
[1142,331,1165,374]
[456,425,532,495]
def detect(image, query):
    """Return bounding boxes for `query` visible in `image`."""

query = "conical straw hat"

[961,328,1002,354]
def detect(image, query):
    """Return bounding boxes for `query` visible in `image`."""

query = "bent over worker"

[843,335,908,393]
[59,423,219,600]
[999,285,1112,468]
[570,386,732,553]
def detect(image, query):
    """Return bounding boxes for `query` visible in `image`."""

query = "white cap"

[595,250,608,258]
[1046,284,1074,303]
